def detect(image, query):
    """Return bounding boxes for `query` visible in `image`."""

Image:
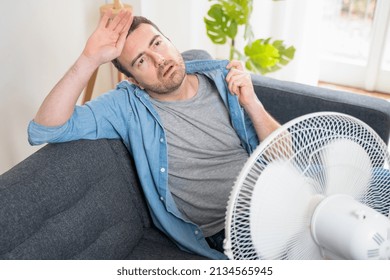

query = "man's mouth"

[162,64,175,78]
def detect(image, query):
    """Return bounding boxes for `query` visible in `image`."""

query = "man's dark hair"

[112,16,163,78]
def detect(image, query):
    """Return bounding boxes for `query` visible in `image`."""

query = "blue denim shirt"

[28,59,259,259]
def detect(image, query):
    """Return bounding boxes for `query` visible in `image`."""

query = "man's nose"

[150,52,165,66]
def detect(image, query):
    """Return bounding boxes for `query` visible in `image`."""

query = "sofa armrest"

[252,74,390,144]
[0,139,148,259]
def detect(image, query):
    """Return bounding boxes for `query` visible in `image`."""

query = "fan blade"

[250,161,318,259]
[286,229,323,259]
[320,139,372,198]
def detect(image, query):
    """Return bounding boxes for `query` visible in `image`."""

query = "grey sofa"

[1,50,389,260]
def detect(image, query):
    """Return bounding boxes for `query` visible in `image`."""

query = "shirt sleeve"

[243,110,260,152]
[28,89,130,145]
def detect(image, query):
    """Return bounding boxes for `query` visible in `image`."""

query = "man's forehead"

[127,24,161,49]
[130,23,161,38]
[121,24,162,61]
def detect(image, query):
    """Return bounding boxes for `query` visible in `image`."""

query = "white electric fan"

[224,112,390,260]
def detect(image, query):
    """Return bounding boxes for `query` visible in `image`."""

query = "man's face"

[118,24,186,95]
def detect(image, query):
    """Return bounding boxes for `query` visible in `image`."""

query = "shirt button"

[160,138,164,143]
[160,167,165,173]
[160,196,164,201]
[194,230,199,235]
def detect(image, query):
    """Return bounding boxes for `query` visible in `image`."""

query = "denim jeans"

[206,229,225,253]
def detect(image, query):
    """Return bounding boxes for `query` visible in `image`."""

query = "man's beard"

[141,55,186,95]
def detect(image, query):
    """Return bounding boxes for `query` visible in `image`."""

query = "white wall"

[0,0,110,174]
[138,0,216,55]
[250,0,322,85]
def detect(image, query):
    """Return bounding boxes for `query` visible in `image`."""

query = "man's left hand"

[225,60,258,108]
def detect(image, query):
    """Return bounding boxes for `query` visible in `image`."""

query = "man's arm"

[225,60,280,141]
[33,10,133,127]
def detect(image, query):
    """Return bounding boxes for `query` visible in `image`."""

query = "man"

[28,10,280,259]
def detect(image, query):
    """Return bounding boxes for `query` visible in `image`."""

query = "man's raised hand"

[33,10,132,127]
[82,9,133,67]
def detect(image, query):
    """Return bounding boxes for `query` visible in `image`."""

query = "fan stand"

[82,0,133,104]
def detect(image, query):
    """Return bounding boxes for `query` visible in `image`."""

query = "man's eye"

[155,40,162,46]
[138,58,144,65]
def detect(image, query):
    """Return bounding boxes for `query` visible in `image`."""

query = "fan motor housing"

[311,194,390,260]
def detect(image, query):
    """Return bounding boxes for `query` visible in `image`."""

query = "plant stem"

[230,38,235,60]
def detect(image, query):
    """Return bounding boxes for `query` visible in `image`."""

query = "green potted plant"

[204,0,295,75]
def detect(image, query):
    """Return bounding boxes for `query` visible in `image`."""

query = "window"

[319,0,390,94]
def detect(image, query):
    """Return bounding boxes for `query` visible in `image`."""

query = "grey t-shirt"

[151,74,249,237]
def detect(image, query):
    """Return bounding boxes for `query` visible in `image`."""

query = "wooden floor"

[318,82,390,101]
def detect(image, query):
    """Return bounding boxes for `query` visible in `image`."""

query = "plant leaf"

[245,39,280,67]
[244,38,295,75]
[220,0,249,25]
[204,0,295,75]
[204,4,237,44]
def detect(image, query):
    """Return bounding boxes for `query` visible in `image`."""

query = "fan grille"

[225,113,390,260]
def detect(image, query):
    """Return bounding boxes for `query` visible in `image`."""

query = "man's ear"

[127,77,144,90]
